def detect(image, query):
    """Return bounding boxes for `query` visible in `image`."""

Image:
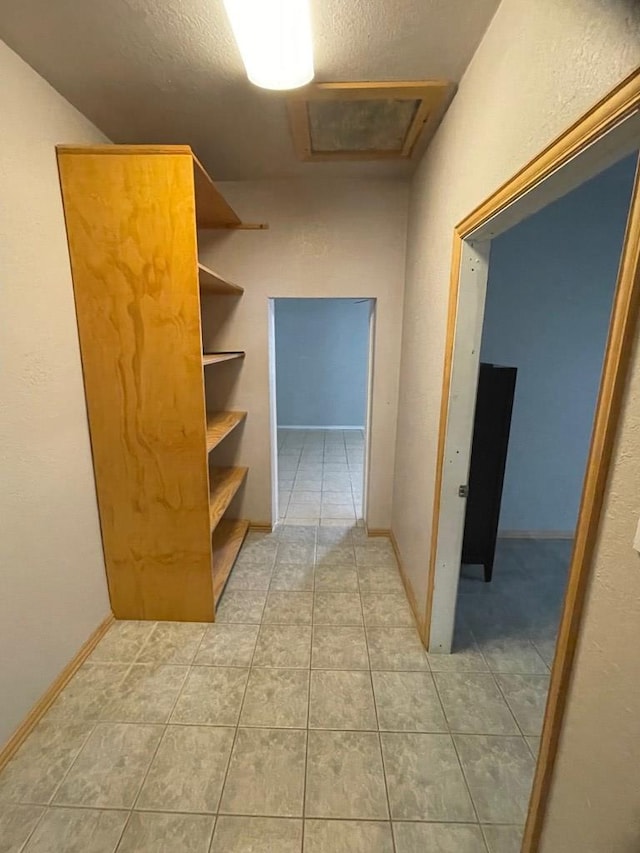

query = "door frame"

[424,68,640,852]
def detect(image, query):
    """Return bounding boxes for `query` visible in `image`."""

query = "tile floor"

[277,429,364,526]
[0,530,569,853]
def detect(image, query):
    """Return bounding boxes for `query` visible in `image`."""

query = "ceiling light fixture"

[223,0,314,91]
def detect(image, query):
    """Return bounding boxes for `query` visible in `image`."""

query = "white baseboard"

[278,425,365,431]
[498,530,574,540]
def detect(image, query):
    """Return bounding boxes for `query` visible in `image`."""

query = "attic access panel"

[287,82,455,162]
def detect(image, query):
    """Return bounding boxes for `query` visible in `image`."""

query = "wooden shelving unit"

[206,411,247,452]
[199,263,244,295]
[56,144,253,623]
[203,352,245,366]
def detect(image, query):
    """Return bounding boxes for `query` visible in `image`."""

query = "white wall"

[0,42,111,746]
[390,0,640,845]
[198,179,408,529]
[275,298,370,428]
[480,155,637,534]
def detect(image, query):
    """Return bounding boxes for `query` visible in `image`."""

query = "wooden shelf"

[206,411,247,452]
[202,352,245,366]
[199,263,244,296]
[212,518,250,605]
[209,466,248,532]
[192,151,242,229]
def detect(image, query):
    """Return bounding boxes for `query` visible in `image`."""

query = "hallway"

[0,523,535,853]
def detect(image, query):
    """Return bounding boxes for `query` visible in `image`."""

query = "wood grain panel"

[57,149,214,622]
[203,352,245,366]
[212,518,250,605]
[206,411,247,452]
[209,467,249,532]
[199,263,244,295]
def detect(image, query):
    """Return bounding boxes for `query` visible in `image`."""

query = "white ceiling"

[0,0,501,179]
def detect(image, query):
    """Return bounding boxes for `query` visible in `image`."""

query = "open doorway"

[269,297,374,528]
[425,100,640,848]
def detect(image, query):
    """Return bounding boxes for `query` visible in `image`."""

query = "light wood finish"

[57,145,242,230]
[418,68,640,852]
[206,411,247,453]
[58,147,215,622]
[248,522,274,532]
[209,466,249,532]
[212,518,250,604]
[199,263,244,295]
[203,352,245,366]
[0,614,114,770]
[287,80,455,162]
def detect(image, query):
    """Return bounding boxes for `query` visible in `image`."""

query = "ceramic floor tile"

[361,594,415,628]
[117,812,215,853]
[277,526,317,543]
[315,546,356,569]
[381,733,475,821]
[53,723,162,809]
[373,671,447,732]
[21,807,127,853]
[313,592,363,626]
[215,592,267,624]
[427,627,489,672]
[0,803,44,852]
[104,664,188,723]
[304,819,394,852]
[495,674,550,735]
[314,565,359,592]
[226,563,274,591]
[0,719,93,805]
[270,564,315,592]
[454,735,535,823]
[45,663,130,722]
[312,626,369,670]
[211,816,302,852]
[482,824,524,853]
[356,565,404,594]
[366,628,428,671]
[393,821,487,853]
[277,543,316,565]
[253,625,312,668]
[240,668,309,728]
[305,730,388,819]
[526,735,541,758]
[309,670,377,730]
[171,667,248,726]
[136,622,207,664]
[475,637,549,675]
[262,592,313,625]
[89,621,155,663]
[434,673,520,735]
[219,728,306,817]
[136,725,233,813]
[194,624,259,667]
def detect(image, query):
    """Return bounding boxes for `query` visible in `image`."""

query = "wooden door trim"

[424,66,640,852]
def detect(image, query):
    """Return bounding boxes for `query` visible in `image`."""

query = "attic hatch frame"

[421,67,640,853]
[287,81,456,162]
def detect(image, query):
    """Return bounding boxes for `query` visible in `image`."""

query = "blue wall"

[275,298,370,428]
[481,154,637,533]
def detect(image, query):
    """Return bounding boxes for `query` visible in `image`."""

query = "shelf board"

[192,151,242,229]
[198,263,244,296]
[212,518,250,606]
[209,466,248,532]
[206,411,247,453]
[202,352,245,366]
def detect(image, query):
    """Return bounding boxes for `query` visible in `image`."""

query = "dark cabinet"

[462,362,517,582]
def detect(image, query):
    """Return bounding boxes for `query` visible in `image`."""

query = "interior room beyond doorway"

[273,298,372,527]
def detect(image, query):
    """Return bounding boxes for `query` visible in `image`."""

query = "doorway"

[269,297,374,528]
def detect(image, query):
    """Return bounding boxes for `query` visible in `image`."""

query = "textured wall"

[199,180,408,529]
[481,156,636,534]
[0,42,111,745]
[392,0,640,614]
[275,298,370,428]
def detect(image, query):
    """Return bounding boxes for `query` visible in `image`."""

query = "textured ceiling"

[0,0,501,179]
